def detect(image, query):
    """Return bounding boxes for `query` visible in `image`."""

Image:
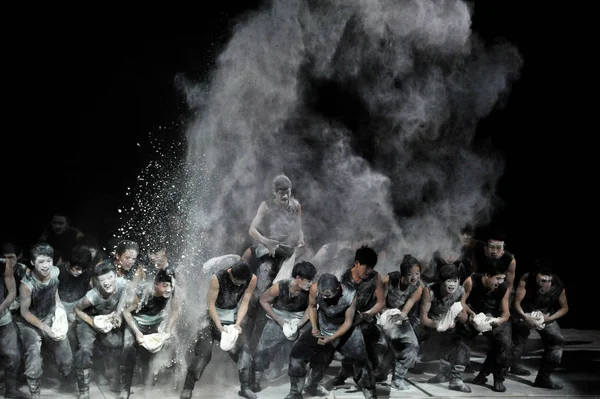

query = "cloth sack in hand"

[471,312,500,333]
[528,311,546,330]
[377,309,407,331]
[436,302,463,332]
[220,325,239,351]
[93,314,116,333]
[141,332,171,353]
[50,307,68,341]
[283,318,301,341]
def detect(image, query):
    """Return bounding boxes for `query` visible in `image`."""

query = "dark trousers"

[0,321,22,382]
[16,320,73,379]
[74,319,123,370]
[289,326,374,390]
[511,318,564,375]
[183,321,253,389]
[459,321,512,380]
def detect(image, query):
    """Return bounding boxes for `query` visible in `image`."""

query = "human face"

[274,188,291,205]
[319,286,341,305]
[155,281,173,298]
[487,274,506,290]
[51,216,68,235]
[355,262,375,280]
[296,276,313,291]
[32,255,53,279]
[148,249,166,268]
[402,265,421,286]
[486,240,505,259]
[116,249,138,271]
[68,264,84,277]
[443,278,460,294]
[536,274,553,293]
[229,271,247,286]
[97,272,117,295]
[460,231,474,246]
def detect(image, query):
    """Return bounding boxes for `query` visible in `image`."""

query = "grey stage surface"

[7,328,600,398]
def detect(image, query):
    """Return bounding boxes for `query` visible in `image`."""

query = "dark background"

[5,3,584,326]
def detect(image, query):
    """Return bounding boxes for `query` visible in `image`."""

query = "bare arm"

[329,297,357,340]
[506,258,516,292]
[297,203,305,247]
[308,283,319,334]
[249,202,271,246]
[462,277,476,318]
[494,287,510,326]
[260,282,285,327]
[401,284,423,315]
[166,292,181,333]
[55,289,65,310]
[74,296,95,328]
[546,289,568,323]
[365,273,385,317]
[236,275,257,329]
[420,286,436,329]
[512,274,529,320]
[19,284,51,333]
[381,274,390,309]
[206,275,224,332]
[122,295,143,342]
[0,263,16,313]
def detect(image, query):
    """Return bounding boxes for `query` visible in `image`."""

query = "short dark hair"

[292,261,317,280]
[71,245,93,271]
[317,273,339,292]
[272,175,292,191]
[439,264,461,281]
[154,268,173,284]
[230,260,252,282]
[30,242,54,266]
[400,254,421,276]
[355,245,378,268]
[94,260,116,277]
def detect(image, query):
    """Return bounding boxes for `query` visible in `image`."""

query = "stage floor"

[10,328,600,398]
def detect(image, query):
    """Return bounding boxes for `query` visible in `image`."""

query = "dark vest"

[522,273,563,314]
[341,268,378,313]
[215,268,249,309]
[467,273,507,317]
[273,279,309,312]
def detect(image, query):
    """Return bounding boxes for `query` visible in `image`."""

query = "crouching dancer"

[380,254,423,390]
[73,262,128,399]
[119,269,179,398]
[17,242,73,399]
[286,273,377,399]
[0,249,28,397]
[181,260,257,399]
[461,263,512,392]
[252,261,316,392]
[421,264,470,393]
